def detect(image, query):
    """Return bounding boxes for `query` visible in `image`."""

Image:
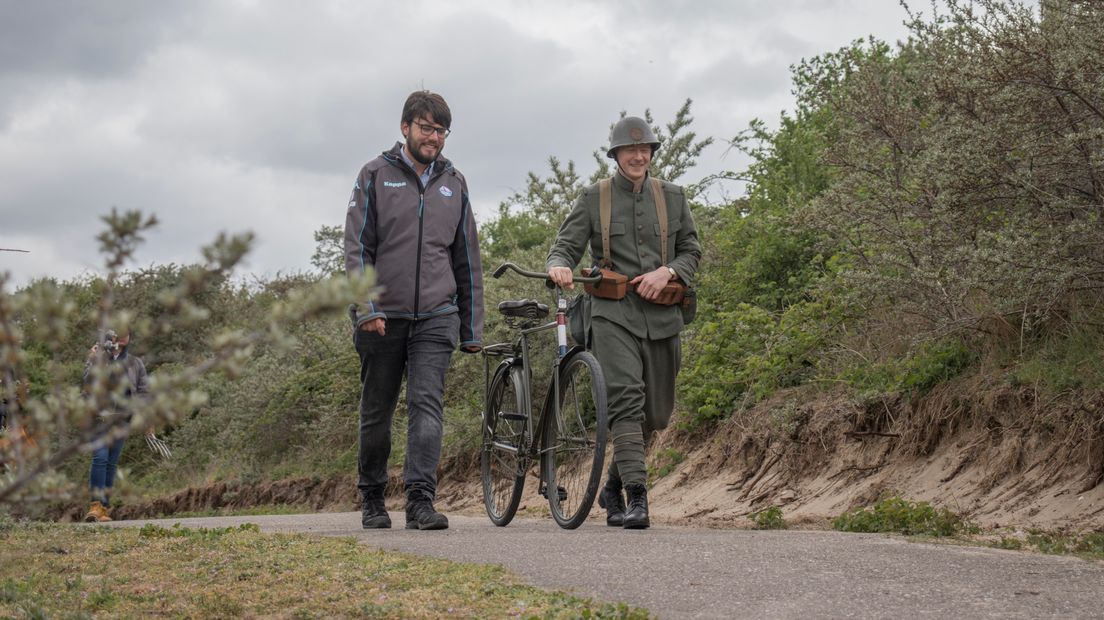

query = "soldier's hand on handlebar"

[548,266,575,290]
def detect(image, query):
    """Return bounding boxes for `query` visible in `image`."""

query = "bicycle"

[480,262,609,529]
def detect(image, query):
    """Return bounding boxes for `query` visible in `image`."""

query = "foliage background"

[3,0,1101,508]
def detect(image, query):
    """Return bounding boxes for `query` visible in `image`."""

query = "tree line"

[2,0,1100,509]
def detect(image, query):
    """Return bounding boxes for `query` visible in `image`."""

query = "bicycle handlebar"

[492,262,602,285]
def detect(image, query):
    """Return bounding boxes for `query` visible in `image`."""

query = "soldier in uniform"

[547,116,701,528]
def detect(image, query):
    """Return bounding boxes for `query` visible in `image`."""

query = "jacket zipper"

[388,152,449,321]
[413,190,424,319]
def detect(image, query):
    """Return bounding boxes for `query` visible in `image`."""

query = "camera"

[99,330,120,356]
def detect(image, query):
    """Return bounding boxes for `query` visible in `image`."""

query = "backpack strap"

[651,177,669,265]
[599,178,613,268]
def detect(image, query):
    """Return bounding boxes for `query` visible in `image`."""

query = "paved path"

[107,512,1104,619]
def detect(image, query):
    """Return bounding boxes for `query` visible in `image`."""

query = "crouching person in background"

[84,328,149,522]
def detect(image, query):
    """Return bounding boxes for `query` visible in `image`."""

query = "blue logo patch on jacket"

[439,186,453,197]
[383,181,407,188]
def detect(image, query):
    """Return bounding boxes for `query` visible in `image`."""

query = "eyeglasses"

[412,120,450,138]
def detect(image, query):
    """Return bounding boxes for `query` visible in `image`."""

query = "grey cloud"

[0,0,916,287]
[606,0,869,28]
[129,7,583,177]
[0,0,205,78]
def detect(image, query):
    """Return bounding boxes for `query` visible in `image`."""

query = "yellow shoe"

[84,501,112,523]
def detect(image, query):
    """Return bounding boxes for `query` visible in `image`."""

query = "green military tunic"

[547,171,701,486]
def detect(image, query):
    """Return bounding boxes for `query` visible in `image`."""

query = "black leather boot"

[597,481,626,527]
[361,496,391,529]
[622,483,650,529]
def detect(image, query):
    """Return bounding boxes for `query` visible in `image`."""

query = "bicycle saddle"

[497,299,549,319]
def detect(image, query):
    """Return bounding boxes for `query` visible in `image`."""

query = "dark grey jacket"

[344,143,484,348]
[83,348,150,414]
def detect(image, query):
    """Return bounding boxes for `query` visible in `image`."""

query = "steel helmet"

[606,116,660,159]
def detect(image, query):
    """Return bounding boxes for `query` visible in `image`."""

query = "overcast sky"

[0,1,915,287]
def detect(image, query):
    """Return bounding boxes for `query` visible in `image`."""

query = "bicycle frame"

[482,263,601,470]
[480,263,609,528]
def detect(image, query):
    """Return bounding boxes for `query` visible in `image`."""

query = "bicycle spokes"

[543,352,608,529]
[481,366,527,526]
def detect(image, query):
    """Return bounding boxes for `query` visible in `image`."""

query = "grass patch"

[1022,530,1104,559]
[164,503,314,519]
[750,506,787,530]
[0,522,651,619]
[980,529,1104,560]
[832,497,975,537]
[1008,324,1104,393]
[648,448,686,480]
[990,536,1024,550]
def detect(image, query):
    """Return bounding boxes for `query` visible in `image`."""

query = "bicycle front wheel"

[542,350,608,529]
[481,363,527,526]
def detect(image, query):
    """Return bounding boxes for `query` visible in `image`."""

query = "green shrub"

[832,497,972,537]
[841,339,975,400]
[680,299,836,426]
[751,506,787,530]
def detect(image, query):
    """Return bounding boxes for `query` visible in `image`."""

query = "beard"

[406,134,441,166]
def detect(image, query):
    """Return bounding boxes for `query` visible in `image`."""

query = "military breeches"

[590,316,681,487]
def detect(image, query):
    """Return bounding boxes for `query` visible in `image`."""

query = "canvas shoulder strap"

[651,177,669,265]
[599,178,612,268]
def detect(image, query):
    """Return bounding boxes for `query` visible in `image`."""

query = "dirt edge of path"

[61,382,1104,531]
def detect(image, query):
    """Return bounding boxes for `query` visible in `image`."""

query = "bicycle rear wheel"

[481,363,527,526]
[542,350,608,529]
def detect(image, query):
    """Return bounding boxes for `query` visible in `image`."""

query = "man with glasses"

[344,90,484,531]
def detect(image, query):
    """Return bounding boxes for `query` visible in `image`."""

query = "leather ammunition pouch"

[653,281,687,306]
[583,267,628,300]
[630,279,696,324]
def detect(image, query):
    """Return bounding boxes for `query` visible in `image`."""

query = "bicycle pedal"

[500,411,527,421]
[539,484,568,502]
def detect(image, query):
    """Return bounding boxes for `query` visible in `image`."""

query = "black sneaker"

[361,497,391,529]
[405,499,449,530]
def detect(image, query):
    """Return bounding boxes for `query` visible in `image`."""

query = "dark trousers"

[89,436,125,505]
[354,313,458,503]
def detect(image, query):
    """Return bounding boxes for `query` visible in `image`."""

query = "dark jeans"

[89,436,126,506]
[354,312,458,503]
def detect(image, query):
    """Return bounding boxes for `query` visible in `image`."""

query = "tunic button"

[637,225,643,230]
[636,211,643,216]
[638,239,644,244]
